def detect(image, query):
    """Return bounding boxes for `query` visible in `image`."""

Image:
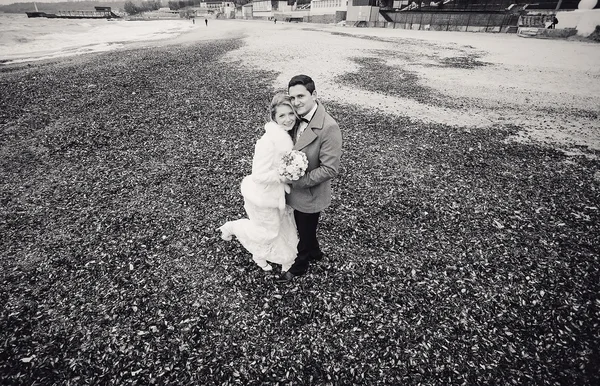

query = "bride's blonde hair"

[269,93,297,122]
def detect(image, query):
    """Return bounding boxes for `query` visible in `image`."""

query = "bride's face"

[274,105,296,131]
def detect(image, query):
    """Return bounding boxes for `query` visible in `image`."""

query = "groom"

[277,75,343,283]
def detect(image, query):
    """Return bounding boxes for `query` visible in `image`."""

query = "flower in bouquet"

[278,150,308,181]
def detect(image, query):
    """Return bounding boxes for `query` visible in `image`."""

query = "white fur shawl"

[240,122,293,210]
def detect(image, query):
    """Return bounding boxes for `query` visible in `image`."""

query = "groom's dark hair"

[288,75,316,94]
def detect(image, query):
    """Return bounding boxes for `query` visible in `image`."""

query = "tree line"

[123,0,161,14]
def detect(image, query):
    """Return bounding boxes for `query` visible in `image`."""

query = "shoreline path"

[22,19,600,155]
[190,20,599,155]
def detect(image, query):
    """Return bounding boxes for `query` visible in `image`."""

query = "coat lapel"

[294,102,325,151]
[294,128,317,150]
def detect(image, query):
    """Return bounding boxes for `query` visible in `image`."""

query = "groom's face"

[288,85,317,117]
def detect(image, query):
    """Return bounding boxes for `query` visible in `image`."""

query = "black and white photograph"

[1,0,599,384]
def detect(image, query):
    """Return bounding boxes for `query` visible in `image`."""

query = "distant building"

[157,7,180,15]
[241,3,253,19]
[310,0,348,23]
[200,1,226,8]
[251,0,344,22]
[177,1,237,18]
[221,2,236,18]
[311,0,348,15]
[346,0,378,22]
[252,0,295,19]
[241,0,594,29]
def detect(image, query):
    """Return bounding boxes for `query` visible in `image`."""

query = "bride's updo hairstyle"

[269,93,297,122]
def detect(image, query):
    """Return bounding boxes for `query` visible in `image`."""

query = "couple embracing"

[219,75,343,283]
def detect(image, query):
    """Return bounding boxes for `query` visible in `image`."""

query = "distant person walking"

[545,15,558,29]
[192,18,195,24]
[205,18,208,26]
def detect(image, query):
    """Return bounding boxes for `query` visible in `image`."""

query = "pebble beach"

[1,19,599,384]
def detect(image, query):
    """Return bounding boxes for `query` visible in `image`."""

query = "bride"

[218,93,298,272]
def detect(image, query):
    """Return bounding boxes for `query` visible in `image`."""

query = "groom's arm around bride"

[279,75,342,282]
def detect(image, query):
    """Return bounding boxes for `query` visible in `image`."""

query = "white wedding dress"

[219,122,298,271]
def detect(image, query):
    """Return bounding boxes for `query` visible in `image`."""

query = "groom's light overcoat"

[287,102,342,213]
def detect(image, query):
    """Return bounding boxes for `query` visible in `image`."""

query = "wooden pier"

[26,6,121,19]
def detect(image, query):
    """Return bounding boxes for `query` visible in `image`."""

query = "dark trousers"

[288,210,322,276]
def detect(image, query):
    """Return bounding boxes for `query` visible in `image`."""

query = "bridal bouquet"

[278,150,309,181]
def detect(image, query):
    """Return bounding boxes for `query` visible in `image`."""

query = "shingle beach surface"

[1,21,599,385]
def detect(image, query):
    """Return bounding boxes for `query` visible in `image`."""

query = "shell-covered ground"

[1,24,599,385]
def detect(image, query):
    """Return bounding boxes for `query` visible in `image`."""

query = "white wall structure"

[222,3,236,18]
[393,0,409,7]
[557,9,600,36]
[252,0,272,18]
[199,1,224,8]
[251,0,343,21]
[252,1,294,19]
[310,0,348,16]
[242,3,253,19]
[346,5,379,22]
[252,0,272,11]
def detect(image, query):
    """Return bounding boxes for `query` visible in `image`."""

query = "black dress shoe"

[276,271,295,284]
[309,252,325,262]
